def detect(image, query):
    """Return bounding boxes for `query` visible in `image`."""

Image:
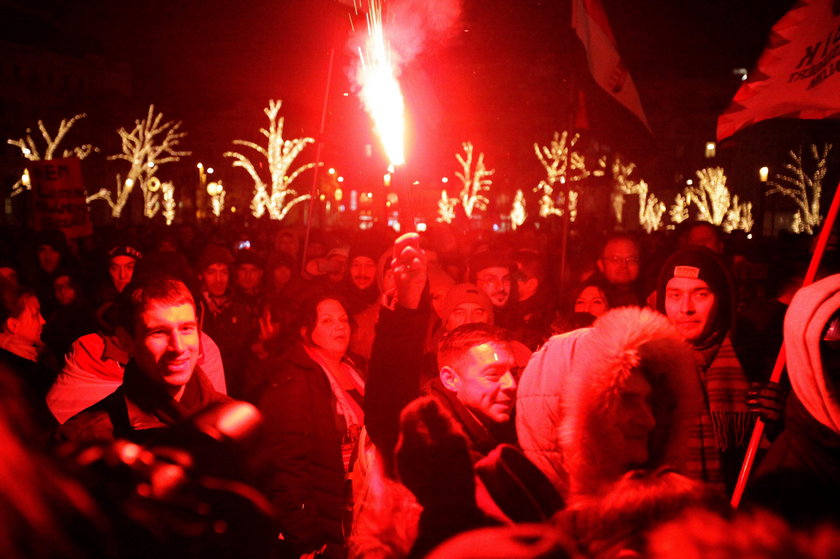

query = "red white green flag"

[572,0,651,132]
[718,0,840,141]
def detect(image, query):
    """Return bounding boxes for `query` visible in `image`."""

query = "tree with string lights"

[534,131,590,221]
[509,189,527,230]
[224,99,320,221]
[86,105,189,219]
[436,189,458,223]
[766,144,831,234]
[455,142,494,219]
[7,114,97,196]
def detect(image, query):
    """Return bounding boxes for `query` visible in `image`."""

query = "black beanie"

[656,246,735,336]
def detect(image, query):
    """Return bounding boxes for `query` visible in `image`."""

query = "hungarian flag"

[718,0,840,141]
[572,0,651,132]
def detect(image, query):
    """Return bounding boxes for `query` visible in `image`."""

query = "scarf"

[201,291,231,318]
[304,345,366,472]
[685,335,752,487]
[0,332,40,362]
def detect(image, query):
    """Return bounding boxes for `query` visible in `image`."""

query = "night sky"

[2,0,807,203]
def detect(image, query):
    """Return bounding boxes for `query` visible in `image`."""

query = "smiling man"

[656,247,751,492]
[438,324,518,428]
[58,275,229,444]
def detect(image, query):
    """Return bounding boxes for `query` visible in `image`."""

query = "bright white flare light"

[357,0,406,166]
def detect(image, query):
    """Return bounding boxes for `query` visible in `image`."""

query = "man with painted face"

[656,246,752,492]
[365,234,518,469]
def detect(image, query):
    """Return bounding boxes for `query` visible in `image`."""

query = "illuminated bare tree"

[766,144,831,234]
[87,105,190,218]
[686,167,731,225]
[534,131,589,221]
[669,192,690,225]
[509,189,527,230]
[161,180,176,226]
[208,181,226,218]
[723,195,753,233]
[224,100,319,221]
[455,142,494,219]
[7,113,97,196]
[671,168,752,232]
[634,180,666,233]
[436,189,458,223]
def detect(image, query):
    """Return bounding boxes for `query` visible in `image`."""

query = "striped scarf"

[685,335,752,488]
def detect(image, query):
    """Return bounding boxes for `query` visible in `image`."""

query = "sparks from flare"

[356,0,406,166]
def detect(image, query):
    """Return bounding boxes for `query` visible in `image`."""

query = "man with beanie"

[440,284,494,332]
[197,244,253,399]
[341,241,384,361]
[469,250,521,331]
[655,246,752,492]
[108,243,143,295]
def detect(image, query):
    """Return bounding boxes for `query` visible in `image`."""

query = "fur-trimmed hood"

[517,307,700,499]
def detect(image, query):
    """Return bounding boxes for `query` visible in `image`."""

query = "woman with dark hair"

[0,281,58,436]
[255,292,366,559]
[550,278,611,336]
[41,267,97,360]
[568,278,611,318]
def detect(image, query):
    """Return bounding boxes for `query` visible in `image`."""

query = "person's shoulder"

[58,392,122,444]
[259,348,319,391]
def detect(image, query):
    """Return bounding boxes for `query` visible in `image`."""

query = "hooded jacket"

[517,307,699,499]
[748,274,840,525]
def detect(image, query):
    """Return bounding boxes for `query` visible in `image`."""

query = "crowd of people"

[0,217,838,558]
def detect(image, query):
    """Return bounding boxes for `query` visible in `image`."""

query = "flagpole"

[301,46,336,276]
[731,177,840,508]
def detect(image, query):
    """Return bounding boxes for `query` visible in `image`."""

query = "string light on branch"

[766,144,831,234]
[161,181,175,225]
[534,131,589,221]
[509,189,527,230]
[88,105,189,218]
[437,189,457,223]
[669,192,690,224]
[224,99,320,221]
[7,113,98,196]
[455,142,494,219]
[673,167,753,232]
[723,195,753,233]
[207,181,226,217]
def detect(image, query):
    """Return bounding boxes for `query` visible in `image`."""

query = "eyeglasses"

[476,275,511,288]
[602,256,640,266]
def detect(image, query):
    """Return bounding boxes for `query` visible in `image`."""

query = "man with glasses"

[595,234,644,307]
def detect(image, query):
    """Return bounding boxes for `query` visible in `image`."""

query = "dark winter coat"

[57,361,229,445]
[255,343,353,558]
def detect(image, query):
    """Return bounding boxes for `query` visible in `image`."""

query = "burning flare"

[356,0,406,166]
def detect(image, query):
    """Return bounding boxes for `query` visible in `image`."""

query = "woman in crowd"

[550,278,611,336]
[0,281,58,437]
[255,292,366,559]
[570,278,611,318]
